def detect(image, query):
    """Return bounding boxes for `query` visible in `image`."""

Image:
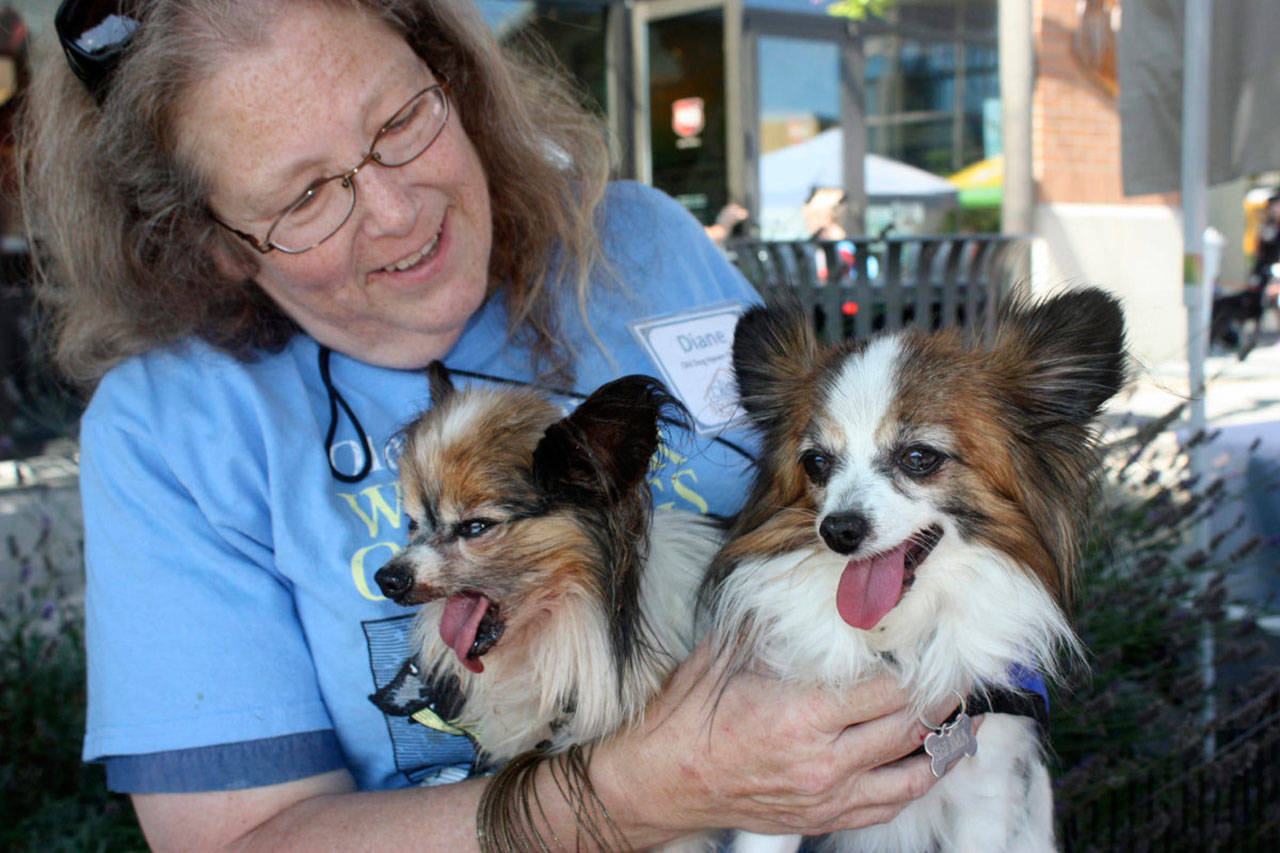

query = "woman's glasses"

[217,82,452,255]
[55,0,139,102]
[55,0,453,255]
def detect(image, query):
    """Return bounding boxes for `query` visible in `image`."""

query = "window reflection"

[863,1,998,177]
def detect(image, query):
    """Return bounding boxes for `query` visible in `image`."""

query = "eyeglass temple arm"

[215,218,274,254]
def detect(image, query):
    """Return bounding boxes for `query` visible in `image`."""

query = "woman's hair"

[20,0,611,387]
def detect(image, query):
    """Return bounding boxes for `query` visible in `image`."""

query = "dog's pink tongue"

[836,544,907,630]
[439,593,491,674]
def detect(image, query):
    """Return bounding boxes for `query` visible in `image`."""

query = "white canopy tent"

[759,128,959,238]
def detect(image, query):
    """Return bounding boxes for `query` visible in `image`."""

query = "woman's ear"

[210,235,255,281]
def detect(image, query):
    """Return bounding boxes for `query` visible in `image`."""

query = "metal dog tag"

[923,712,977,778]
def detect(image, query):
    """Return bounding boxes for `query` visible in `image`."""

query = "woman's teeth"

[383,227,442,273]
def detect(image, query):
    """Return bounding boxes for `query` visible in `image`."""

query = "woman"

[23,0,953,848]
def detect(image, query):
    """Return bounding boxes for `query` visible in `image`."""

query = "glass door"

[632,0,743,227]
[755,35,844,239]
[741,8,863,238]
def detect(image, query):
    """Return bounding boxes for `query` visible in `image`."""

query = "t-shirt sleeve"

[611,182,762,310]
[79,387,339,780]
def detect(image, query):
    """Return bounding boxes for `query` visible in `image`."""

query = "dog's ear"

[426,360,456,405]
[532,375,682,504]
[732,295,818,428]
[996,287,1127,425]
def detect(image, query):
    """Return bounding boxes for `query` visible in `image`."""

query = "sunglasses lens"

[55,0,138,99]
[57,0,136,54]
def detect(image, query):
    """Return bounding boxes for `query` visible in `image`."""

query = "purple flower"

[40,602,55,620]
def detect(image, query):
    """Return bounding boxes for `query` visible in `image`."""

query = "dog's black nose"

[819,512,870,555]
[375,560,414,601]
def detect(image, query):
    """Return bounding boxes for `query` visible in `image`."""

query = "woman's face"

[181,3,492,369]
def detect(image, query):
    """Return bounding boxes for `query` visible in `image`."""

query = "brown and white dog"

[375,364,721,769]
[703,289,1126,852]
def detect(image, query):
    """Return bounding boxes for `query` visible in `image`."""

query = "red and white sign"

[672,97,705,138]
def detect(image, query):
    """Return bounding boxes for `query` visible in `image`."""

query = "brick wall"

[1032,0,1170,206]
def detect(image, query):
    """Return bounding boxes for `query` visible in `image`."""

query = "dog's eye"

[406,517,419,536]
[897,445,944,476]
[456,518,497,539]
[799,449,833,485]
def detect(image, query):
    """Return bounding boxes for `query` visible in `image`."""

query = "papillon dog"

[703,289,1126,852]
[375,363,721,779]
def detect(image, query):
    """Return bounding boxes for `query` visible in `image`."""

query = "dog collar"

[908,669,1051,762]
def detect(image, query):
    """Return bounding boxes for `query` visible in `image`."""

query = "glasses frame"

[217,80,451,256]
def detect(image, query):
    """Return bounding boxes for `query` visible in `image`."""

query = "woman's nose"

[354,164,417,237]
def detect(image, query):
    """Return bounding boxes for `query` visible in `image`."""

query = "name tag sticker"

[630,302,749,434]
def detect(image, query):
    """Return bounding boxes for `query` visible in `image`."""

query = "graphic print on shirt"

[363,614,479,785]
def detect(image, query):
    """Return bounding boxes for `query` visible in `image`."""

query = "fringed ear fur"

[532,375,685,505]
[996,287,1128,425]
[732,295,819,430]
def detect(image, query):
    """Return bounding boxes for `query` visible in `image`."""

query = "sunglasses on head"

[55,0,139,102]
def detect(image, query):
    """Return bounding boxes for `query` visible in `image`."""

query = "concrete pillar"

[999,0,1034,236]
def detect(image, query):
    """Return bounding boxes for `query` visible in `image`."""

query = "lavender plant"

[1052,407,1280,846]
[0,514,144,851]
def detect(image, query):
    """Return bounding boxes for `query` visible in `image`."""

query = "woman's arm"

[131,641,952,851]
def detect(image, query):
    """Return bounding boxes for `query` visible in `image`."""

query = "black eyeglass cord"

[318,355,757,485]
[319,346,373,484]
[437,367,758,465]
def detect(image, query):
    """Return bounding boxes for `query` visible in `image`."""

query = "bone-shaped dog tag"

[923,712,977,778]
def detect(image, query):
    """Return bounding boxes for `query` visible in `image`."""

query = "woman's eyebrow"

[239,156,333,217]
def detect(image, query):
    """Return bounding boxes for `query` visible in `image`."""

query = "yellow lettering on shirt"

[337,482,403,538]
[352,541,400,601]
[671,468,708,514]
[649,442,709,514]
[655,443,687,466]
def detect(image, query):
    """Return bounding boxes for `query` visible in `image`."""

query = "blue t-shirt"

[80,183,761,792]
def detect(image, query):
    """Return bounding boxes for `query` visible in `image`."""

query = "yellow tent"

[948,155,1002,209]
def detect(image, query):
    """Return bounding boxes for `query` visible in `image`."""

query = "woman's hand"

[591,639,960,843]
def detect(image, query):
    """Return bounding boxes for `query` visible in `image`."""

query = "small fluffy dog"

[703,289,1126,852]
[375,364,720,781]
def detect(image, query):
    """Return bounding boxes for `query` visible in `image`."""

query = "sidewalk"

[1117,330,1280,428]
[1117,332,1280,635]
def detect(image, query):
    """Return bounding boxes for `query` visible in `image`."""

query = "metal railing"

[1056,683,1280,851]
[724,234,1028,344]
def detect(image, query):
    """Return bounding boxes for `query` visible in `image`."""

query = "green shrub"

[1,519,145,852]
[1051,411,1279,827]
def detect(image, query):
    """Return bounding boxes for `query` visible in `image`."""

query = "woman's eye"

[799,449,833,485]
[383,103,419,134]
[456,518,496,539]
[278,183,327,226]
[897,445,944,476]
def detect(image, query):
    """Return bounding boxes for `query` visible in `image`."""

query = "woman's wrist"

[585,734,689,849]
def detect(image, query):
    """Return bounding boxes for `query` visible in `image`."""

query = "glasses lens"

[262,83,448,252]
[268,176,357,253]
[371,86,449,168]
